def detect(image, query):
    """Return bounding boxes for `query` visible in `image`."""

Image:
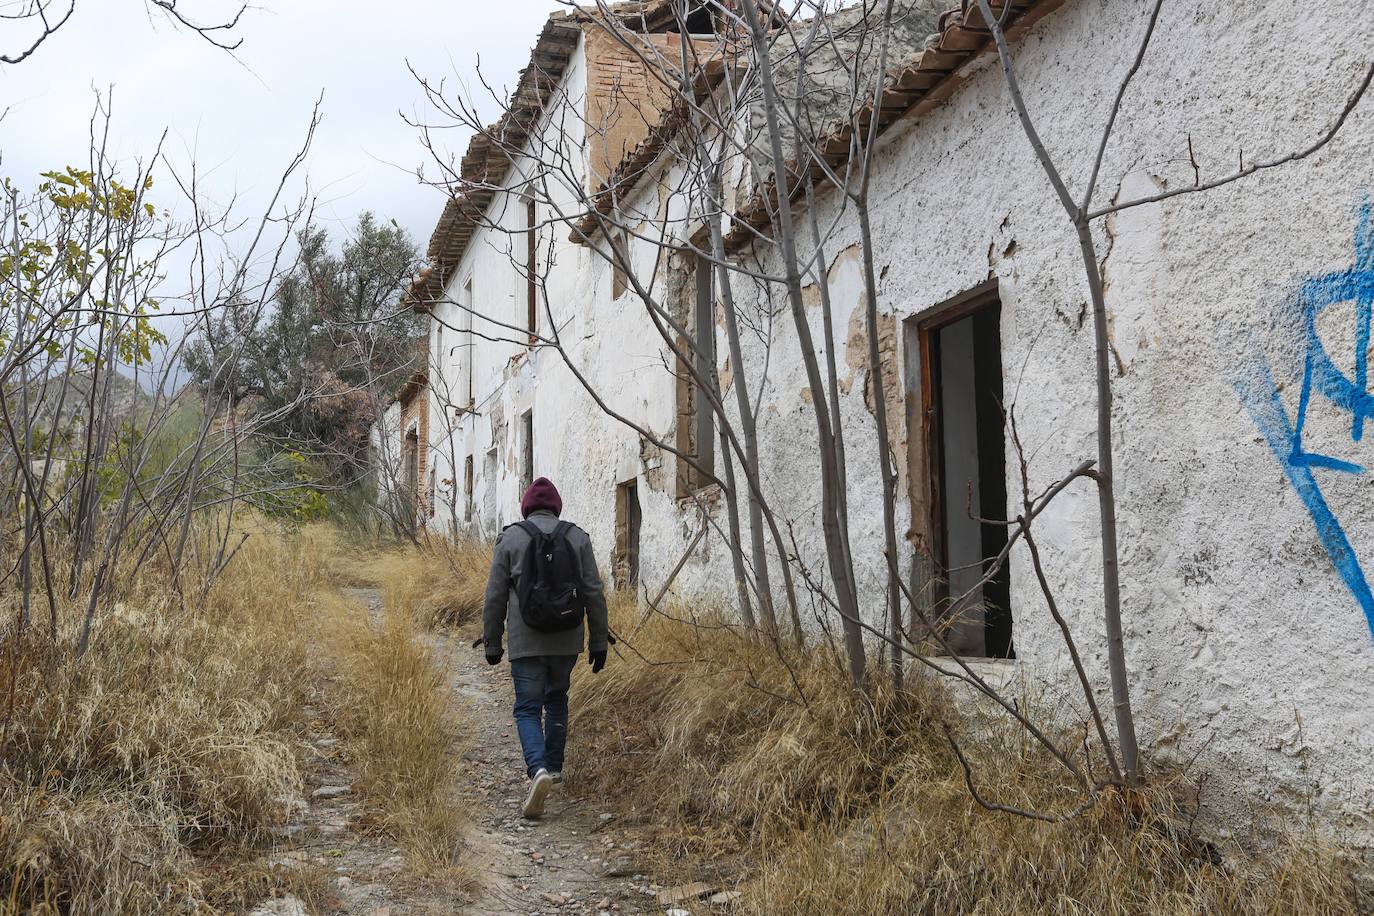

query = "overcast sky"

[0,0,566,250]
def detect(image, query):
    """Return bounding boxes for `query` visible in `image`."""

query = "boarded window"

[483,446,498,531]
[919,292,1012,659]
[675,255,716,497]
[612,230,629,300]
[613,479,642,591]
[520,409,534,495]
[460,278,474,405]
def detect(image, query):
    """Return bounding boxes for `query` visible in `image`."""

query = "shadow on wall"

[1233,193,1374,637]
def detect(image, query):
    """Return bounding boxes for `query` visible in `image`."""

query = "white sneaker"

[522,768,553,819]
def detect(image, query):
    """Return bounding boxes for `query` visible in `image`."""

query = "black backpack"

[513,520,587,632]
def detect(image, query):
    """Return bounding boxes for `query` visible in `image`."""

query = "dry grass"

[0,520,339,914]
[326,592,469,874]
[367,536,492,630]
[571,602,1364,915]
[0,520,481,912]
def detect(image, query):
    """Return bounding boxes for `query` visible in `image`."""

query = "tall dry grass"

[0,519,339,913]
[325,590,470,873]
[367,536,492,630]
[0,520,482,912]
[571,602,1364,915]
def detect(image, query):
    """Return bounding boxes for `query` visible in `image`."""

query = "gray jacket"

[481,509,610,660]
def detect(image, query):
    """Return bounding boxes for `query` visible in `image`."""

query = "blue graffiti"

[1234,195,1374,636]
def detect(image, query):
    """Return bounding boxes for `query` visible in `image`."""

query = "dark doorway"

[923,295,1013,658]
[463,454,474,522]
[614,479,642,591]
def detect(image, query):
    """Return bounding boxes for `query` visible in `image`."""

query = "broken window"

[464,454,474,523]
[676,254,716,497]
[613,479,642,591]
[520,409,534,495]
[920,292,1013,659]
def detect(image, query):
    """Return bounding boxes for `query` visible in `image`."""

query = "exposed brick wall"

[581,28,688,190]
[399,384,431,517]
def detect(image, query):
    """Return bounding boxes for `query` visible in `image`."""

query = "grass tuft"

[368,537,492,630]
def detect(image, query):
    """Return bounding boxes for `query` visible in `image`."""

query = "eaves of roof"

[403,13,584,312]
[715,0,1064,254]
[572,0,1065,255]
[405,2,793,309]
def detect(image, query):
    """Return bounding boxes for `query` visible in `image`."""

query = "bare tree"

[0,95,326,660]
[1,0,248,65]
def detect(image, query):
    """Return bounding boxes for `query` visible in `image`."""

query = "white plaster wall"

[734,0,1374,851]
[418,0,1374,852]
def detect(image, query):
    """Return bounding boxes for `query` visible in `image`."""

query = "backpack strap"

[515,519,541,539]
[550,520,584,584]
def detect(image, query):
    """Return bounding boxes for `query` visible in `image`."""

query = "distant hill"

[7,370,200,440]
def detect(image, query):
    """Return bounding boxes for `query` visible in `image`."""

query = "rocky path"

[431,626,661,916]
[250,587,704,916]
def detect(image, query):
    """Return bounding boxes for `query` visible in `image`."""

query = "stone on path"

[710,890,744,907]
[248,896,307,916]
[657,882,717,906]
[311,784,353,799]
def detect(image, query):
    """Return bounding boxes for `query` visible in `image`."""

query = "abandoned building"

[382,0,1374,853]
[371,367,432,526]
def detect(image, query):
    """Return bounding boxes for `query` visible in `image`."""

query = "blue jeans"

[510,655,577,778]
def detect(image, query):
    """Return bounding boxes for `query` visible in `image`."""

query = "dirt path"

[431,624,660,916]
[248,588,665,916]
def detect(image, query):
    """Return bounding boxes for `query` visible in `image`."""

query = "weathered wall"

[419,0,1374,855]
[736,0,1374,852]
[583,27,680,190]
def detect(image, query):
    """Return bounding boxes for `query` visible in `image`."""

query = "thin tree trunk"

[1075,221,1140,783]
[739,0,866,687]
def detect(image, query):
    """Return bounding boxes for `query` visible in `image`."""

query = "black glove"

[589,649,606,673]
[485,644,504,666]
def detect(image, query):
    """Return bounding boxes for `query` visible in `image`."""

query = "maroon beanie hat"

[521,476,563,518]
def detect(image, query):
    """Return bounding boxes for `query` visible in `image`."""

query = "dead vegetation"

[367,536,492,631]
[326,588,470,875]
[568,599,1364,915]
[0,522,478,913]
[0,520,337,913]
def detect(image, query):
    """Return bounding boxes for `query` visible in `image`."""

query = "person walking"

[479,477,610,819]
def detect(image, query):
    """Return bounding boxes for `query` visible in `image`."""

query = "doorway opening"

[916,288,1013,658]
[614,479,642,591]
